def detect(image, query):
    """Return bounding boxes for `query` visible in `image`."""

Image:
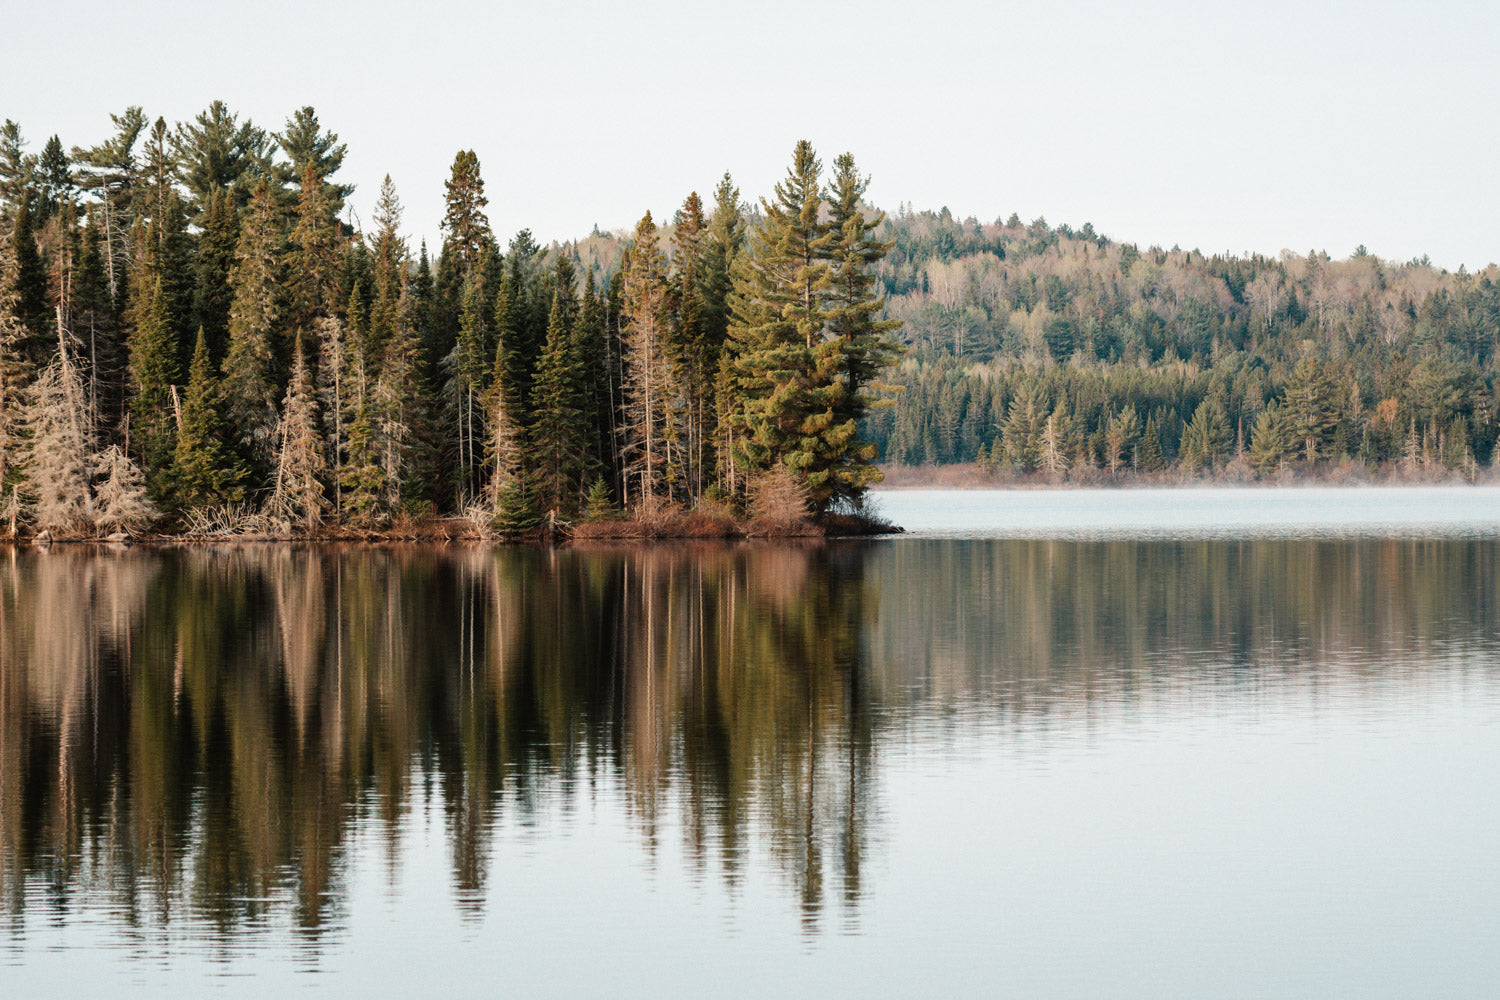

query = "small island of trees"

[0,105,901,539]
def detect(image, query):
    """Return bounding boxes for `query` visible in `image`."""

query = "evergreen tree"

[10,200,50,358]
[373,293,428,511]
[725,141,836,504]
[440,150,492,280]
[172,100,271,216]
[1179,399,1231,473]
[1138,416,1166,472]
[1281,356,1338,461]
[221,179,285,471]
[366,175,406,367]
[484,308,524,509]
[529,287,590,514]
[340,376,386,526]
[1104,406,1141,473]
[285,162,343,335]
[126,271,179,484]
[273,106,352,215]
[35,135,71,222]
[1249,404,1292,475]
[822,151,902,506]
[191,187,239,360]
[172,329,248,508]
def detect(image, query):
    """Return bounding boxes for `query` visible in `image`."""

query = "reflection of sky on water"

[874,486,1500,539]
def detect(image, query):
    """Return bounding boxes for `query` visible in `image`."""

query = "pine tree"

[1282,356,1338,461]
[725,141,835,502]
[1001,385,1045,472]
[1105,406,1141,473]
[340,375,386,526]
[221,179,284,472]
[172,329,248,508]
[270,333,327,532]
[450,267,492,499]
[0,237,32,502]
[484,310,524,508]
[273,106,352,216]
[171,101,270,216]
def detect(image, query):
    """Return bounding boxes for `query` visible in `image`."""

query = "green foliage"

[172,329,248,509]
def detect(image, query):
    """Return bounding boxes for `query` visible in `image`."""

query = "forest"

[3,103,1498,540]
[0,104,898,537]
[862,209,1500,480]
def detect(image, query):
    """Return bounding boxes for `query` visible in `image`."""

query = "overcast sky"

[6,0,1497,268]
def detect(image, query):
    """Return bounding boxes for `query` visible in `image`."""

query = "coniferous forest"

[3,104,1498,539]
[0,105,899,537]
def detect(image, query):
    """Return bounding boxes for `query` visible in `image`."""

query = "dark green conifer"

[172,328,248,508]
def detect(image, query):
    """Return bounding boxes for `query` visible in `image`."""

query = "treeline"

[0,104,899,535]
[864,210,1500,478]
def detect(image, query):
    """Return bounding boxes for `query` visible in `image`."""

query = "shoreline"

[1,510,904,547]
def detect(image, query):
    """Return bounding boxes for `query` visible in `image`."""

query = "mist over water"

[4,490,1500,997]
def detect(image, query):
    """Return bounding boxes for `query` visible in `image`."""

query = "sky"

[5,0,1498,268]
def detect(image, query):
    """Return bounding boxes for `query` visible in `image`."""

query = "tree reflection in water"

[0,541,880,939]
[1,537,1496,949]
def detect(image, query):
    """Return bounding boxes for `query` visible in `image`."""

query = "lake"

[3,488,1500,997]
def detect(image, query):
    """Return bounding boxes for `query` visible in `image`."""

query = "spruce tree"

[172,328,248,508]
[529,288,589,514]
[126,271,180,485]
[191,187,239,361]
[285,162,342,335]
[366,175,406,367]
[440,150,493,279]
[222,179,284,472]
[10,200,50,358]
[1139,416,1166,472]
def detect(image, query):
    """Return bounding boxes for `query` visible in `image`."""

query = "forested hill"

[855,209,1500,476]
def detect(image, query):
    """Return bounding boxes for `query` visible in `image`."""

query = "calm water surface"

[3,488,1500,997]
